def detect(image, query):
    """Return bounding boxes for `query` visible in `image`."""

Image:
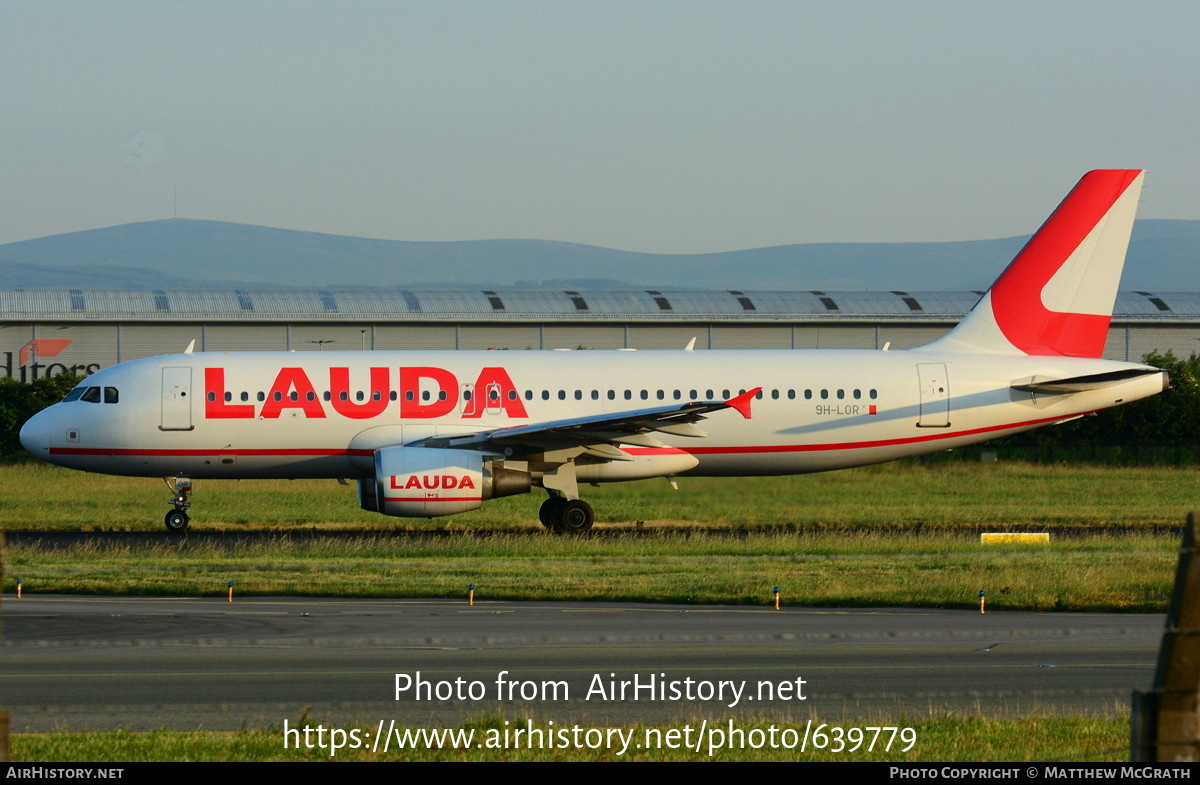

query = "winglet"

[725,387,761,419]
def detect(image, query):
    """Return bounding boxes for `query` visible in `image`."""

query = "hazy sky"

[2,1,1196,252]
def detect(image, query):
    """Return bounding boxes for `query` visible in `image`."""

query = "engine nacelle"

[361,446,531,518]
[374,446,483,517]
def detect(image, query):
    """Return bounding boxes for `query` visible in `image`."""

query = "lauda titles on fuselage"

[201,365,528,420]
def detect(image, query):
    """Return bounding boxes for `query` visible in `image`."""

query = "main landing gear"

[538,495,595,534]
[163,477,192,532]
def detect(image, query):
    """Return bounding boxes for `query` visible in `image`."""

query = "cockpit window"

[73,386,119,403]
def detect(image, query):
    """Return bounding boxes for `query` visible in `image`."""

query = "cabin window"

[591,390,600,400]
[204,391,215,403]
[574,390,583,400]
[541,390,550,400]
[869,389,878,399]
[853,389,861,399]
[558,390,566,400]
[224,392,232,402]
[837,389,845,400]
[820,389,828,400]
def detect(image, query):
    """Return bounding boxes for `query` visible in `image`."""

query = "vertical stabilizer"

[925,170,1144,357]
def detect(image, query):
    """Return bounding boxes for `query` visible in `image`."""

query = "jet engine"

[359,446,530,518]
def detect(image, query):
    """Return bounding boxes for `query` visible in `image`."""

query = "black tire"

[558,500,594,534]
[538,497,566,530]
[164,510,190,532]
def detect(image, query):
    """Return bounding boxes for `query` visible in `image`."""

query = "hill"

[0,218,1194,291]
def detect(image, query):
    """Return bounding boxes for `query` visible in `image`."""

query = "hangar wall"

[2,319,1196,382]
[1,288,1195,380]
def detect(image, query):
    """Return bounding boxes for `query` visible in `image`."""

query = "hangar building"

[2,288,1196,380]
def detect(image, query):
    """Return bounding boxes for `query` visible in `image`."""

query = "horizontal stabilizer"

[1011,368,1165,394]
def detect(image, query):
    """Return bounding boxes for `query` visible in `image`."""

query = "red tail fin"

[926,170,1144,357]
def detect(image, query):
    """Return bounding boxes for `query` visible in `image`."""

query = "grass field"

[1,460,1196,531]
[1,460,1188,609]
[3,530,1176,610]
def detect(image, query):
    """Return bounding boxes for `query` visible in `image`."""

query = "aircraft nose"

[20,408,51,458]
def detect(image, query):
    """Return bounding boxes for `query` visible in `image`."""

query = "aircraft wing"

[415,387,761,459]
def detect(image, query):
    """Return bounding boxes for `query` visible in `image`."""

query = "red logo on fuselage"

[203,366,528,420]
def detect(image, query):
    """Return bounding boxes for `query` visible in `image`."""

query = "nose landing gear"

[163,477,192,532]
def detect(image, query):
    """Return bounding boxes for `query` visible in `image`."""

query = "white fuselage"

[22,347,1167,480]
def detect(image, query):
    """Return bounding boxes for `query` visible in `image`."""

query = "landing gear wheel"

[557,499,594,534]
[163,477,193,532]
[539,497,566,529]
[164,510,190,532]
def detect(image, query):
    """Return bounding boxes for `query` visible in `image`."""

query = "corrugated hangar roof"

[1,289,1198,321]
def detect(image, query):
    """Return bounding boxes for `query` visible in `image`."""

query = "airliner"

[20,170,1167,532]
